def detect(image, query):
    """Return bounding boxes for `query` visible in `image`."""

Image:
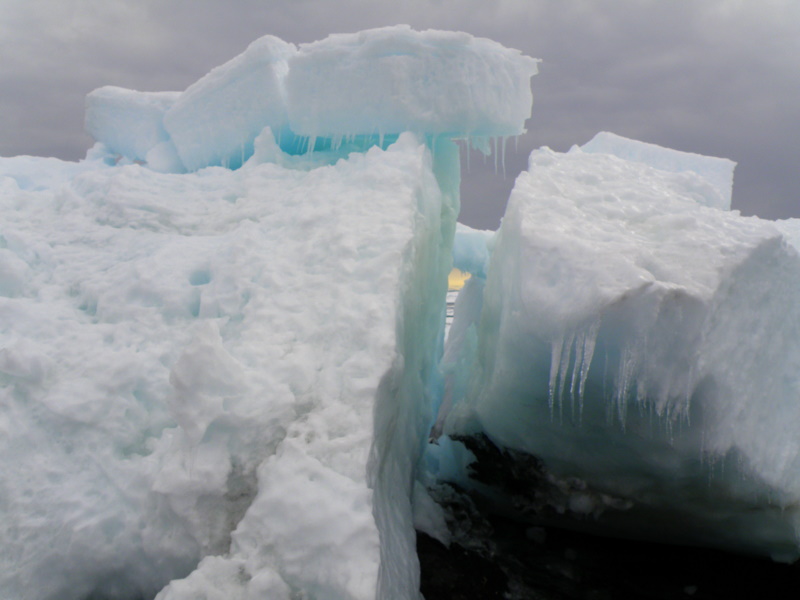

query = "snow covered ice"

[5,22,800,600]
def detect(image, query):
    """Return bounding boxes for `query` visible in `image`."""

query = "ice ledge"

[85,26,539,172]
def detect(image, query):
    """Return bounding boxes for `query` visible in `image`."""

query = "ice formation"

[439,137,800,562]
[5,20,800,600]
[1,133,447,600]
[85,25,538,173]
[285,27,538,140]
[451,222,494,279]
[85,87,180,166]
[0,26,536,600]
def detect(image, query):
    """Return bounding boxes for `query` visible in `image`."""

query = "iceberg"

[0,26,537,600]
[4,20,800,600]
[439,138,800,562]
[451,222,494,279]
[0,131,450,600]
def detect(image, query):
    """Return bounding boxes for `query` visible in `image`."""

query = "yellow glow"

[448,268,471,291]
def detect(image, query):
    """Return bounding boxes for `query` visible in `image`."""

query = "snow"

[580,131,736,210]
[773,218,800,252]
[441,143,800,561]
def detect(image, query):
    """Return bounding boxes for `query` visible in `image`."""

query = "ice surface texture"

[85,26,538,172]
[18,17,800,600]
[441,140,800,561]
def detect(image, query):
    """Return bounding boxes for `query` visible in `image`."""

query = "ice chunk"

[286,25,539,138]
[85,86,180,163]
[0,133,455,600]
[580,131,736,210]
[452,222,494,278]
[85,27,536,173]
[163,35,296,171]
[444,143,800,560]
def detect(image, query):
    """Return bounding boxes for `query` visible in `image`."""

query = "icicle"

[548,336,563,419]
[569,331,584,419]
[501,136,507,178]
[492,136,498,174]
[557,331,575,423]
[615,349,636,430]
[577,320,599,422]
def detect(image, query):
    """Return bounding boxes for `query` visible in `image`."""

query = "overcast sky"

[1,0,798,228]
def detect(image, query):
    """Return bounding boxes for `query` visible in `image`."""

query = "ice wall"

[442,141,800,560]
